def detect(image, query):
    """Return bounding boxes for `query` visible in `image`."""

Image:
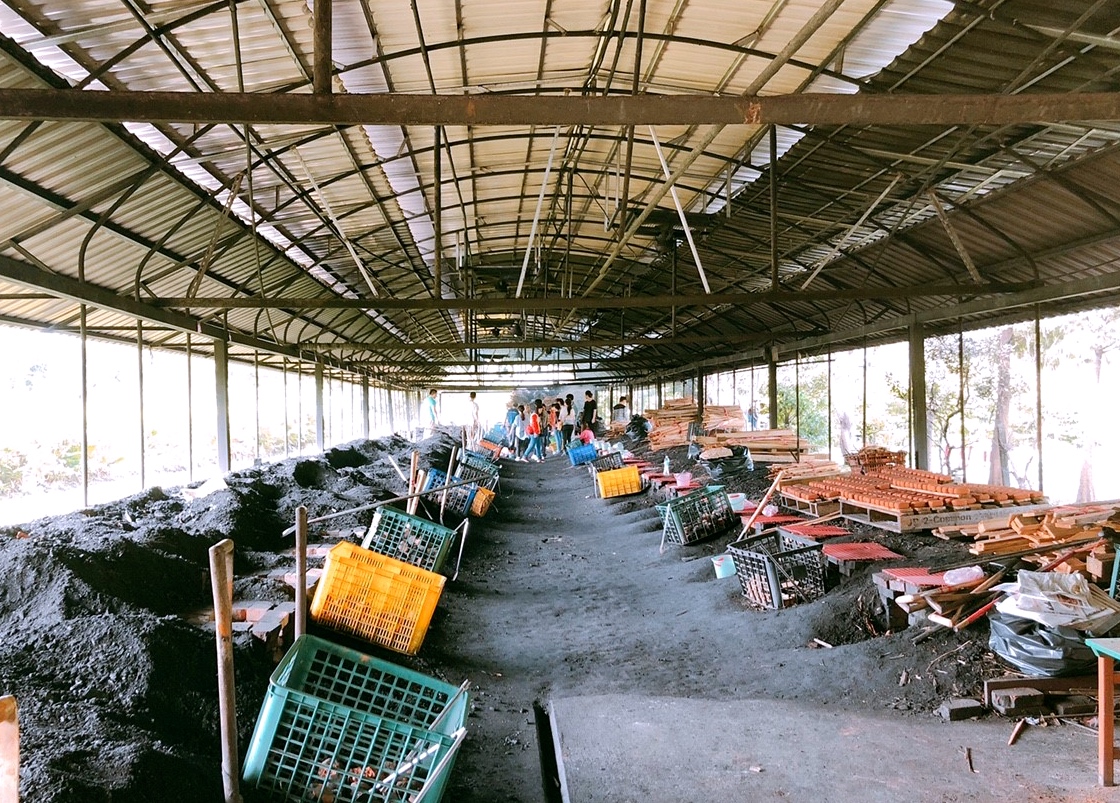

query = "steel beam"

[302,331,777,352]
[152,280,1040,311]
[0,89,1119,126]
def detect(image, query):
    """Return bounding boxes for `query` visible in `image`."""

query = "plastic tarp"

[988,610,1097,677]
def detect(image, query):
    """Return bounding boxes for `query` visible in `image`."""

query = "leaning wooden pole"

[0,695,17,803]
[209,539,242,803]
[294,506,308,640]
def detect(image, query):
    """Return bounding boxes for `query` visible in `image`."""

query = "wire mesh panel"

[661,486,739,545]
[727,532,826,610]
[363,507,457,574]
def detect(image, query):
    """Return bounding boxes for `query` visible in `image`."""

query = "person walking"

[504,403,519,454]
[525,399,546,462]
[561,394,577,451]
[468,391,482,446]
[579,389,598,433]
[548,400,564,454]
[422,388,439,437]
[515,404,529,460]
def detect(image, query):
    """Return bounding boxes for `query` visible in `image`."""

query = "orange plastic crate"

[596,465,642,499]
[470,486,496,516]
[310,542,445,655]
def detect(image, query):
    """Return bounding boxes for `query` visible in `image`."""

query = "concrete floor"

[551,694,1120,802]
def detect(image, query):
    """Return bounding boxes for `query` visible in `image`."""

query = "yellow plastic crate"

[310,542,445,655]
[470,486,496,517]
[596,465,643,499]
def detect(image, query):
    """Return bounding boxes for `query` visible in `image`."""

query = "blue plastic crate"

[568,442,597,466]
[243,635,468,803]
[423,469,477,516]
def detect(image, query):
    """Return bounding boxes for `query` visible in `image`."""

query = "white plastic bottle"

[663,456,671,475]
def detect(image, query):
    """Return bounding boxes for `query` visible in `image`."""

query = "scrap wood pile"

[780,466,1044,514]
[886,503,1120,637]
[692,429,812,462]
[934,503,1120,574]
[893,568,1009,632]
[645,398,698,449]
[702,404,746,431]
[768,459,845,489]
[845,445,908,471]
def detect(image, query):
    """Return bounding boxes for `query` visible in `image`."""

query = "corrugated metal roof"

[0,0,1119,385]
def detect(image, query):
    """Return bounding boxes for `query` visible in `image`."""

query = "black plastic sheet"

[987,610,1097,677]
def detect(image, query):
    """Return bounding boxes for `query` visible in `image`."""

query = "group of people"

[502,390,599,462]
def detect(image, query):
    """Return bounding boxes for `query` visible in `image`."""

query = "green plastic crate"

[244,635,468,803]
[363,506,457,574]
[271,635,468,731]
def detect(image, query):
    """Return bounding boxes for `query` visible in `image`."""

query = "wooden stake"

[741,469,785,534]
[1008,719,1027,746]
[294,506,308,640]
[408,451,419,496]
[0,695,17,803]
[409,470,425,516]
[208,539,242,803]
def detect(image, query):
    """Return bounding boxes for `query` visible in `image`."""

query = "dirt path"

[421,452,1022,802]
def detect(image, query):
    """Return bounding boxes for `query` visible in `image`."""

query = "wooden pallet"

[840,499,1052,534]
[780,492,840,517]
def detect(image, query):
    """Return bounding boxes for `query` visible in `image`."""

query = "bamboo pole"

[208,539,242,803]
[294,506,308,640]
[0,695,16,803]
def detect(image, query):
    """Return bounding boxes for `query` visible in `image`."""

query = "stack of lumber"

[692,429,811,462]
[781,466,1044,514]
[645,398,698,449]
[768,459,846,489]
[702,405,746,431]
[845,445,908,470]
[963,504,1118,568]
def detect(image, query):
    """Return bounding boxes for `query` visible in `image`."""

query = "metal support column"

[697,370,705,421]
[433,126,442,298]
[770,124,779,291]
[909,321,928,470]
[80,305,89,506]
[315,364,325,452]
[137,320,146,488]
[768,354,778,430]
[214,338,232,473]
[362,377,370,439]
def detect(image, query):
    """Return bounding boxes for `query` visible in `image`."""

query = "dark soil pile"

[0,430,1006,802]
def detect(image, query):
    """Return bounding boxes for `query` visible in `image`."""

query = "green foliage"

[774,373,829,450]
[0,447,27,496]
